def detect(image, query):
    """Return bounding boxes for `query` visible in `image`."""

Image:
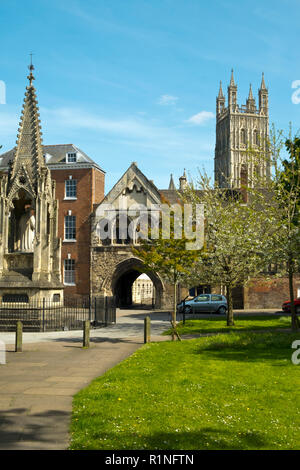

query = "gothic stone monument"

[0,66,64,303]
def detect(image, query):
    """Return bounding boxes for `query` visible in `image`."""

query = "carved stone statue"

[19,207,35,252]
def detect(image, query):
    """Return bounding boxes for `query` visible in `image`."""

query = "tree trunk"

[171,282,177,341]
[171,281,181,341]
[226,284,234,326]
[288,257,299,331]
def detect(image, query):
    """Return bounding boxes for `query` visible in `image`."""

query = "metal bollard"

[83,320,90,348]
[15,321,23,353]
[144,316,151,343]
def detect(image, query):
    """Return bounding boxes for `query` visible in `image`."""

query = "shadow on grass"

[163,315,294,337]
[141,428,268,450]
[178,327,291,336]
[192,331,299,363]
[72,427,269,451]
[182,315,279,323]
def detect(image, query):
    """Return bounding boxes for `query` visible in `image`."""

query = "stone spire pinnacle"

[258,73,268,113]
[246,83,256,112]
[27,53,35,87]
[229,69,235,87]
[248,83,254,100]
[260,72,267,90]
[217,81,226,115]
[11,64,45,186]
[218,81,224,99]
[228,69,237,109]
[168,173,176,190]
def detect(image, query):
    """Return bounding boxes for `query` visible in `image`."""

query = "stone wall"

[244,275,300,309]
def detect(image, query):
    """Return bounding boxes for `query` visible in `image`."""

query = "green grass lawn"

[70,330,300,450]
[163,314,292,336]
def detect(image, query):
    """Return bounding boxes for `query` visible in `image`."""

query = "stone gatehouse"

[90,162,182,309]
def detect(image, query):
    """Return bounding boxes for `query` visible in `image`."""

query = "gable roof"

[96,162,161,210]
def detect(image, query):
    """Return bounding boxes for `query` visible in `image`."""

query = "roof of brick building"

[0,144,105,173]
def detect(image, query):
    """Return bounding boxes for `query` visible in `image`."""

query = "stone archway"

[111,258,164,309]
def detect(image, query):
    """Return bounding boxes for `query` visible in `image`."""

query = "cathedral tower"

[215,71,270,188]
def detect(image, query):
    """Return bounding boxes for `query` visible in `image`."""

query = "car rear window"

[211,295,223,301]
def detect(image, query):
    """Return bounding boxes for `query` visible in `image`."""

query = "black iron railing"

[0,296,116,332]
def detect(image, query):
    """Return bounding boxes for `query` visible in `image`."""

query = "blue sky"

[0,0,300,191]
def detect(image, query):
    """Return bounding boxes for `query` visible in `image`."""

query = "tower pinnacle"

[217,81,226,115]
[218,81,224,99]
[179,169,187,190]
[248,83,254,100]
[27,53,35,87]
[168,174,176,191]
[246,84,256,112]
[260,72,267,90]
[228,69,237,109]
[258,73,268,113]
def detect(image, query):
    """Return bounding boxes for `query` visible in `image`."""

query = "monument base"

[0,252,64,304]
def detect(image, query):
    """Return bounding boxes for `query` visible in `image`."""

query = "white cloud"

[186,111,214,125]
[38,106,214,157]
[157,95,178,106]
[41,107,164,139]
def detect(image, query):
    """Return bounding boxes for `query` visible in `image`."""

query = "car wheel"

[296,305,300,315]
[218,306,226,315]
[184,305,192,314]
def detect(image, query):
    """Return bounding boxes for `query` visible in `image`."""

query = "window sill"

[63,239,77,243]
[64,197,77,201]
[64,283,76,286]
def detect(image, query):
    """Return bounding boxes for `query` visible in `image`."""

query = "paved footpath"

[0,308,279,450]
[0,310,171,450]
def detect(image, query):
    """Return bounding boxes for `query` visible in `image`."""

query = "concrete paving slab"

[45,376,90,383]
[0,382,43,393]
[23,387,80,396]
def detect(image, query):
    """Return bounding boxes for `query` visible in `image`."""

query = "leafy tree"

[183,172,278,326]
[269,131,300,329]
[242,126,299,330]
[282,137,300,327]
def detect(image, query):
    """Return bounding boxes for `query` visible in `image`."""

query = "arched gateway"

[91,247,169,309]
[111,258,164,308]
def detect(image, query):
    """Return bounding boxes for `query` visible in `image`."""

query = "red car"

[282,298,300,314]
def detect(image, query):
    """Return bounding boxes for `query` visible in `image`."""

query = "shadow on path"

[0,408,69,450]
